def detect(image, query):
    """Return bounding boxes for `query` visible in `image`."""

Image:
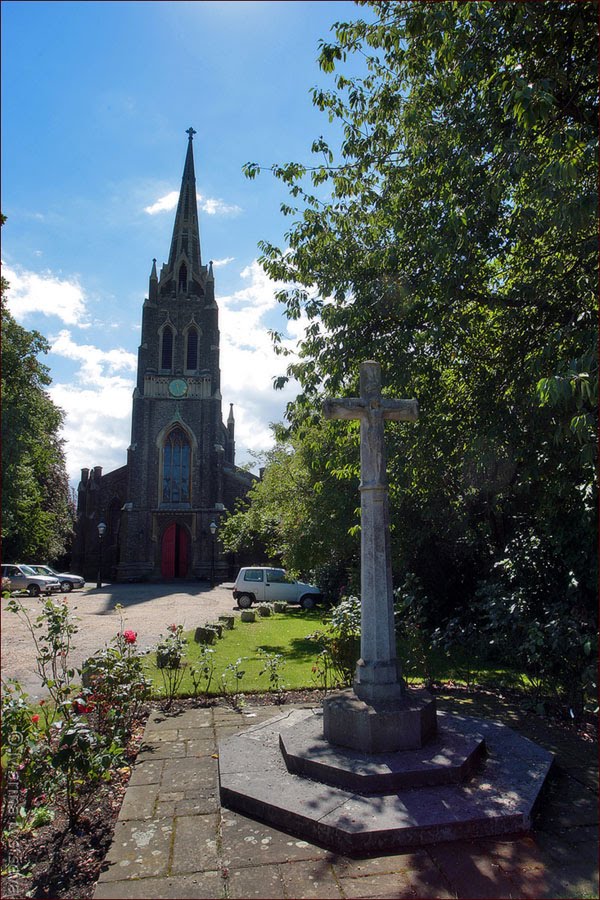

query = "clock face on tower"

[168,378,188,398]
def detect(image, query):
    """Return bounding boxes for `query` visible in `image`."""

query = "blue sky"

[2,0,367,488]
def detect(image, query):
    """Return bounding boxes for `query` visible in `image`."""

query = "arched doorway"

[161,523,190,578]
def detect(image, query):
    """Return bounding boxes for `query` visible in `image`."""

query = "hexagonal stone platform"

[218,708,554,855]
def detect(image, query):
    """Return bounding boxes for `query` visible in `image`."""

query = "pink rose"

[123,630,137,644]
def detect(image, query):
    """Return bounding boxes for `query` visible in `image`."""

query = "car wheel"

[60,581,73,592]
[28,584,41,597]
[301,596,316,610]
[237,593,253,609]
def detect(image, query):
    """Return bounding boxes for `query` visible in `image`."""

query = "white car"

[232,567,321,610]
[1,564,61,597]
[30,565,85,592]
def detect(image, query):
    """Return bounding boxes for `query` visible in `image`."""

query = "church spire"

[163,127,204,297]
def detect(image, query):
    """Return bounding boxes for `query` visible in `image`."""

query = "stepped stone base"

[218,708,554,855]
[323,687,436,752]
[280,715,485,792]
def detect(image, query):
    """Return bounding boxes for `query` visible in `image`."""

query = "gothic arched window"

[185,327,199,371]
[178,262,188,294]
[160,326,174,372]
[162,427,191,504]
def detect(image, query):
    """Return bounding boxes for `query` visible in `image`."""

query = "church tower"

[73,129,254,582]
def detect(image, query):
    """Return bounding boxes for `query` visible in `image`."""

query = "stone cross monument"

[322,360,436,752]
[323,360,418,703]
[218,358,555,849]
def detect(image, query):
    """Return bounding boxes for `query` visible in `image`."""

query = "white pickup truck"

[232,567,321,610]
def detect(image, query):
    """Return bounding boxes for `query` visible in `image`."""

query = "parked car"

[1,564,61,597]
[232,567,321,610]
[29,565,85,592]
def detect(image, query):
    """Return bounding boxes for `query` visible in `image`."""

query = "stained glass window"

[162,427,191,503]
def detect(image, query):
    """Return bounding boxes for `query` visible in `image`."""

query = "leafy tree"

[240,1,597,698]
[1,235,74,561]
[221,421,360,598]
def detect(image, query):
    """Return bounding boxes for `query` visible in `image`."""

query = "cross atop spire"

[186,126,196,141]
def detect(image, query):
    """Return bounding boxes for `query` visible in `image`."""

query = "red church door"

[161,523,190,578]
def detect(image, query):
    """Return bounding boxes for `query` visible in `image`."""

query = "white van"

[232,567,321,610]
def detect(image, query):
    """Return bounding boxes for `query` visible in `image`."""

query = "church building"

[72,129,255,582]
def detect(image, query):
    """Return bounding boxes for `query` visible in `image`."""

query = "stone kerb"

[257,604,273,617]
[194,625,218,644]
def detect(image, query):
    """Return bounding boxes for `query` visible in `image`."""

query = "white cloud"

[144,190,179,215]
[50,383,134,484]
[144,190,241,217]
[2,263,89,326]
[49,330,137,485]
[219,260,304,465]
[212,256,235,268]
[50,330,137,383]
[198,194,241,216]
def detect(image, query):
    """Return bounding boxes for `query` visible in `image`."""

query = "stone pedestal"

[323,686,437,753]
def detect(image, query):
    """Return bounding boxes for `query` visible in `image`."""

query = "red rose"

[168,624,178,632]
[31,714,40,725]
[123,630,137,644]
[73,698,95,714]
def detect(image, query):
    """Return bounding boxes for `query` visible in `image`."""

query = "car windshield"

[33,566,52,575]
[20,565,37,575]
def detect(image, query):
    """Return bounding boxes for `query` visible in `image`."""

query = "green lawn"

[142,607,524,700]
[144,608,327,697]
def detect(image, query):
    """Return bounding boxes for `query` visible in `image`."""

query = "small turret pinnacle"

[149,258,158,301]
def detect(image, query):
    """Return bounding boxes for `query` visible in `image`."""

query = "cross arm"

[322,398,366,421]
[382,399,419,422]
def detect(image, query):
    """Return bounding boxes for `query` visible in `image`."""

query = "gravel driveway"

[1,582,240,699]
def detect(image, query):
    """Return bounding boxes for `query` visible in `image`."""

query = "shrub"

[2,599,148,832]
[155,624,187,706]
[5,596,79,716]
[307,596,361,687]
[394,575,436,686]
[221,658,246,709]
[1,680,56,820]
[258,648,287,700]
[189,646,215,699]
[81,621,151,745]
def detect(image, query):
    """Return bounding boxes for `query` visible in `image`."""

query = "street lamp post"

[96,521,106,590]
[209,521,217,586]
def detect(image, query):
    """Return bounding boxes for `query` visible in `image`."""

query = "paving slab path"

[1,582,239,699]
[94,692,598,900]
